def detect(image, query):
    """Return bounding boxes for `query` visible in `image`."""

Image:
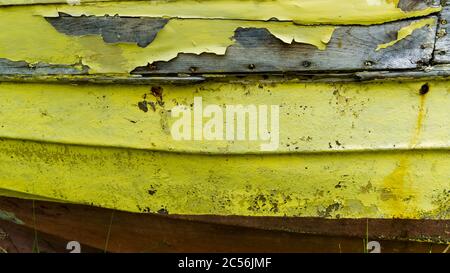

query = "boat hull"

[0,197,448,253]
[0,80,448,219]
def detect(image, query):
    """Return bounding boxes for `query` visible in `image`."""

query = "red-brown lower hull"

[0,197,448,253]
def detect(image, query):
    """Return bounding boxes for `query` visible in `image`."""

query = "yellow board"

[0,138,448,219]
[0,0,447,219]
[0,8,335,73]
[0,80,448,154]
[0,0,112,4]
[0,1,441,73]
[376,17,436,51]
[0,80,448,219]
[0,0,441,25]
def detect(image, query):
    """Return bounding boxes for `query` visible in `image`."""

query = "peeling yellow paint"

[0,1,441,73]
[259,23,335,48]
[0,82,447,219]
[0,0,89,4]
[376,17,436,51]
[0,8,335,73]
[0,138,448,218]
[0,80,448,154]
[0,80,447,218]
[0,0,447,220]
[3,0,441,26]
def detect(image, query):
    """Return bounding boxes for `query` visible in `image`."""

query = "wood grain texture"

[399,0,442,11]
[1,65,450,84]
[0,58,88,75]
[134,17,435,74]
[0,16,439,75]
[69,15,436,74]
[46,14,169,48]
[434,1,450,63]
[0,74,206,84]
[0,219,102,253]
[128,17,439,74]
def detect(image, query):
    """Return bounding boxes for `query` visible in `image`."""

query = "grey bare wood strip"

[1,65,449,85]
[46,14,169,48]
[0,16,439,75]
[0,59,88,75]
[134,17,438,75]
[434,2,450,63]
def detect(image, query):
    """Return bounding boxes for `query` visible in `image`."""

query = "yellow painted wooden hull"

[0,79,448,219]
[0,0,448,222]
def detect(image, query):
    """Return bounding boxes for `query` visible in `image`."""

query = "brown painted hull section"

[0,197,448,253]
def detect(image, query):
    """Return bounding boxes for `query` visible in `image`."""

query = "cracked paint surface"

[0,0,442,25]
[0,138,448,218]
[376,17,436,51]
[0,0,442,73]
[0,8,335,73]
[0,80,448,219]
[0,0,448,220]
[0,80,448,154]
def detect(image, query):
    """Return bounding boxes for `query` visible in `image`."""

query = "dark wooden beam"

[0,197,448,252]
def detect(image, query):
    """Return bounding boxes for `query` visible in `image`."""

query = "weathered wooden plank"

[0,0,442,25]
[0,74,206,84]
[399,0,442,11]
[0,138,449,218]
[1,65,450,84]
[1,0,440,10]
[0,219,102,253]
[0,197,448,253]
[0,0,117,5]
[172,215,450,244]
[355,64,450,80]
[0,58,88,75]
[0,9,335,74]
[134,17,438,74]
[1,80,449,154]
[0,16,439,75]
[434,1,450,63]
[46,14,169,48]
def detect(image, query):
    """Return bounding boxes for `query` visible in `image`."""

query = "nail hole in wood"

[302,61,311,68]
